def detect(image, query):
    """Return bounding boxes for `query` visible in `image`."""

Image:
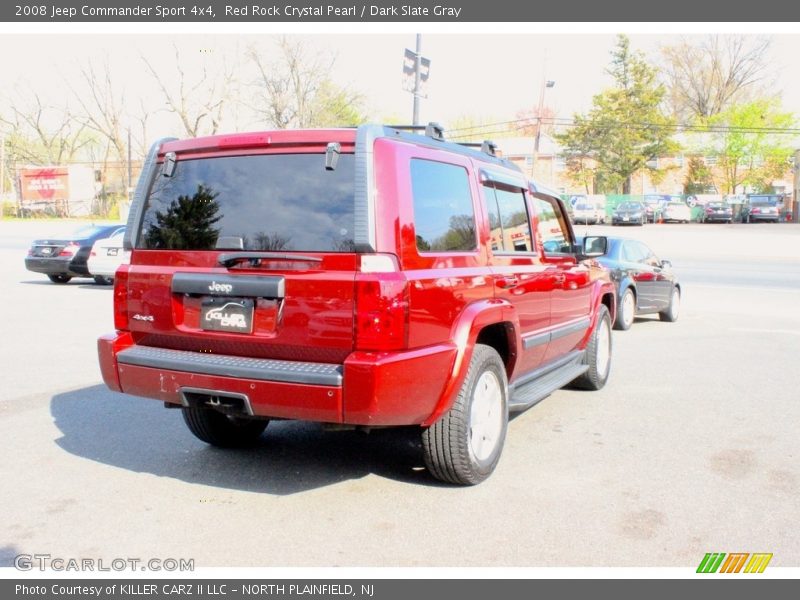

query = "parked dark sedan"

[25,224,126,284]
[700,201,733,223]
[740,195,780,223]
[579,236,681,330]
[611,201,646,226]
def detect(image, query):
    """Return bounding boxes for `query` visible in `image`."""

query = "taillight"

[354,255,408,351]
[752,208,761,214]
[58,242,80,257]
[113,265,130,330]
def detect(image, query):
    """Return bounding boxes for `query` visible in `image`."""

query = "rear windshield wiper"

[218,252,323,268]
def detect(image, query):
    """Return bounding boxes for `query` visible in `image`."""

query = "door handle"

[553,274,566,286]
[496,276,520,289]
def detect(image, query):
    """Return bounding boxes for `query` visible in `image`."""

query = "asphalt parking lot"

[1,219,798,569]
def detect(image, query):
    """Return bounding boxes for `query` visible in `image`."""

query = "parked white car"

[662,202,692,223]
[572,200,606,224]
[87,229,129,284]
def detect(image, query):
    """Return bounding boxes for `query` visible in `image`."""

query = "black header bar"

[1,0,795,22]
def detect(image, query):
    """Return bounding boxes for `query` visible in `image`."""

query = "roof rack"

[457,140,499,157]
[387,123,499,157]
[387,122,446,141]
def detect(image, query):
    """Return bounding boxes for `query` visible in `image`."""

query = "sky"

[2,31,800,141]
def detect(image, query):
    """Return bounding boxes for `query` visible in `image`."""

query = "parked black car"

[25,224,126,284]
[579,236,681,330]
[611,201,646,226]
[700,201,733,223]
[740,195,780,223]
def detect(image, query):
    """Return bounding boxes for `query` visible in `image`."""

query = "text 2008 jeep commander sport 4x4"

[98,123,616,485]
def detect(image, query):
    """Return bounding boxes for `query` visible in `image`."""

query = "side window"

[410,159,477,253]
[482,184,533,253]
[532,195,572,255]
[623,241,650,264]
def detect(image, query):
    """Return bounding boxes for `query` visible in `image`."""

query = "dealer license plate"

[200,297,254,333]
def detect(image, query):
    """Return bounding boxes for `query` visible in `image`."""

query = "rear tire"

[93,275,113,285]
[659,287,681,322]
[422,344,508,485]
[47,274,72,284]
[571,305,612,391]
[181,408,268,447]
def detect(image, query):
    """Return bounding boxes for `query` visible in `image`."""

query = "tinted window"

[138,153,356,252]
[483,185,533,253]
[411,159,476,253]
[71,225,113,239]
[618,202,645,210]
[622,241,653,264]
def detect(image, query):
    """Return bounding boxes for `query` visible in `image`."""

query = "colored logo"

[697,553,773,573]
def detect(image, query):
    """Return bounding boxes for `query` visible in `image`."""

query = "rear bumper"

[98,333,456,426]
[25,257,85,276]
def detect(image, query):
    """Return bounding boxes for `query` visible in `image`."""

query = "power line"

[446,116,800,141]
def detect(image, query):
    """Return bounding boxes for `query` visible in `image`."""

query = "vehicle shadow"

[19,278,112,290]
[50,385,437,495]
[76,283,113,291]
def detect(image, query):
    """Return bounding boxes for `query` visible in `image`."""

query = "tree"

[662,35,772,122]
[444,114,509,142]
[246,37,366,129]
[515,105,557,137]
[71,58,127,163]
[0,88,92,165]
[145,185,222,250]
[683,156,716,195]
[557,35,677,194]
[142,45,236,137]
[703,99,795,194]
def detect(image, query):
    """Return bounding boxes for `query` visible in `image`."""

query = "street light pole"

[531,78,555,178]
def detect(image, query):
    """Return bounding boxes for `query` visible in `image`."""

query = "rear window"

[70,225,110,239]
[138,153,356,252]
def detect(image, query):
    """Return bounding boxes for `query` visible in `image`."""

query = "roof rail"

[456,139,499,157]
[385,122,445,142]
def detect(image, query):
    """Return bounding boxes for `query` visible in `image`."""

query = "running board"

[508,360,588,413]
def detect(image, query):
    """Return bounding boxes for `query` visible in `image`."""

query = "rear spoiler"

[123,137,178,251]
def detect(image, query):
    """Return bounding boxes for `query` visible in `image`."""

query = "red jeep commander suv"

[98,123,616,485]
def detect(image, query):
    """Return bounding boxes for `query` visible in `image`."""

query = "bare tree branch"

[661,35,773,122]
[142,45,235,137]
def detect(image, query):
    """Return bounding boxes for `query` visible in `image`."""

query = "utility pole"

[531,78,555,178]
[412,34,422,126]
[403,35,430,126]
